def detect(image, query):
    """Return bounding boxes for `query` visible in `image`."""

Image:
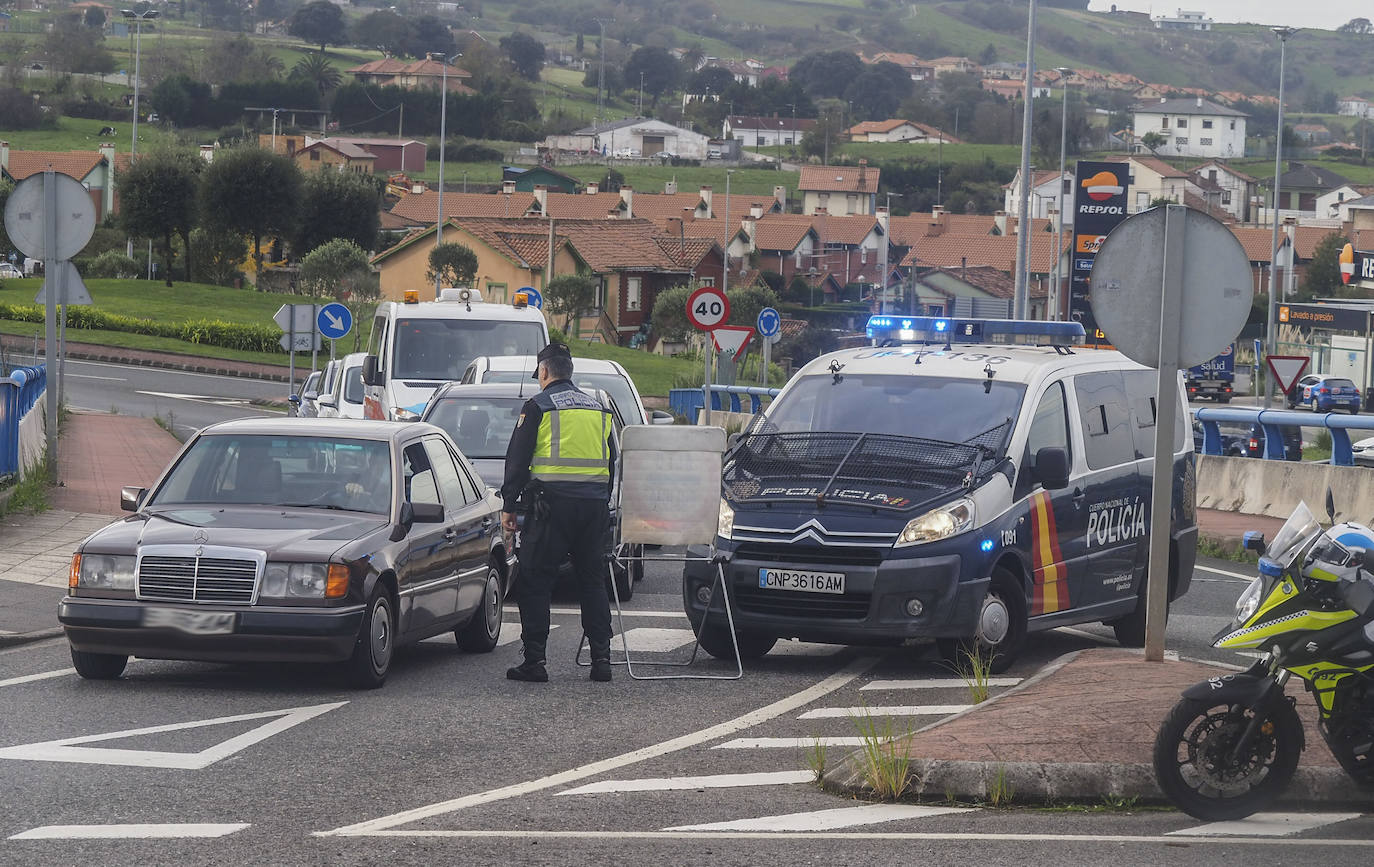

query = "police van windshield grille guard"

[723,425,1009,511]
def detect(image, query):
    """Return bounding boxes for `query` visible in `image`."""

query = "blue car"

[1289,375,1361,414]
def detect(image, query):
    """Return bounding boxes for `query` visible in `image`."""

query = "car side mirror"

[120,486,147,512]
[303,390,318,402]
[1033,447,1070,490]
[288,394,301,405]
[318,394,338,408]
[409,502,445,523]
[651,409,675,425]
[362,355,382,386]
[1243,531,1266,553]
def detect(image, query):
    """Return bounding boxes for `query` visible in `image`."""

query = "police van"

[684,317,1197,671]
[361,287,549,421]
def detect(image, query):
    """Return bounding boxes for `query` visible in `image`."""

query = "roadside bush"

[0,302,282,352]
[84,251,141,279]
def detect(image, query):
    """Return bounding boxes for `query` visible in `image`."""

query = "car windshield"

[392,319,545,380]
[148,434,393,515]
[424,397,526,459]
[342,365,364,404]
[762,373,1026,450]
[484,370,640,422]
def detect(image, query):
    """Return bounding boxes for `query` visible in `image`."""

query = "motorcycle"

[1152,496,1374,820]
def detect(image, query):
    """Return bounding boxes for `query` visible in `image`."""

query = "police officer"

[501,343,617,683]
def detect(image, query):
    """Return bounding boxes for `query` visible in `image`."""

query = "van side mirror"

[1243,531,1266,553]
[120,486,147,512]
[362,355,382,386]
[1033,447,1070,490]
[317,394,338,409]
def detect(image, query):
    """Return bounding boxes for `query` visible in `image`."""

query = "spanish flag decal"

[1029,491,1069,615]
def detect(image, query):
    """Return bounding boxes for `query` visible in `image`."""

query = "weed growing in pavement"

[153,410,183,441]
[0,452,53,518]
[804,736,828,783]
[986,764,1015,807]
[946,646,996,705]
[1196,536,1258,564]
[850,705,912,800]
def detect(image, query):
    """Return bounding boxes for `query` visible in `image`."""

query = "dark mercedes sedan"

[59,418,512,688]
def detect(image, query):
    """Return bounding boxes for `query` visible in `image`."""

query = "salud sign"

[1070,160,1130,338]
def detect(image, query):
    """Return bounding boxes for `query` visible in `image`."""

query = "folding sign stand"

[573,424,744,681]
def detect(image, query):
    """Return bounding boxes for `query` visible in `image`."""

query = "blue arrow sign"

[756,306,781,338]
[317,302,353,340]
[518,286,543,309]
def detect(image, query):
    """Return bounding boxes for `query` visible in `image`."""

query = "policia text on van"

[683,317,1197,672]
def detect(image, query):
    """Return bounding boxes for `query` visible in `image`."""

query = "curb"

[0,626,63,649]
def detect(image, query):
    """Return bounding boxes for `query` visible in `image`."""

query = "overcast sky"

[1085,1,1365,32]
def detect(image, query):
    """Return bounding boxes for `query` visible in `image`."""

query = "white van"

[317,351,368,419]
[361,287,549,421]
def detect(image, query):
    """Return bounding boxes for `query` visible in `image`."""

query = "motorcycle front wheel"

[1152,696,1303,821]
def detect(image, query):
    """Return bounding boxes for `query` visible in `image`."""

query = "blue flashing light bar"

[865,316,1086,347]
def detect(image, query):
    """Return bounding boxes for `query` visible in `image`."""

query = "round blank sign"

[2,173,97,260]
[1090,206,1253,369]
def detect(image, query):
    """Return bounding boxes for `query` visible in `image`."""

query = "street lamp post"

[120,7,158,158]
[1052,67,1071,321]
[879,191,900,315]
[434,51,462,297]
[1013,0,1038,319]
[1265,26,1296,407]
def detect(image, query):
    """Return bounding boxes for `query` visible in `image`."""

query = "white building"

[1002,169,1074,227]
[1337,96,1371,119]
[1316,185,1374,221]
[543,118,710,160]
[1132,97,1247,159]
[1154,9,1212,30]
[1190,160,1259,223]
[723,115,816,149]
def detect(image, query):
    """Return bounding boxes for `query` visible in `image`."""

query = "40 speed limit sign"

[686,286,730,330]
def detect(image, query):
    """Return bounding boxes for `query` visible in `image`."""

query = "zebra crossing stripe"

[798,704,971,719]
[9,824,250,840]
[861,677,1021,691]
[663,804,971,832]
[1167,813,1363,838]
[557,770,813,796]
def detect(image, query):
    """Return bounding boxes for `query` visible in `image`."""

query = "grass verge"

[0,320,289,368]
[0,455,53,519]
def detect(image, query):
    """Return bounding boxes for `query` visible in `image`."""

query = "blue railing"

[0,365,47,476]
[668,385,782,421]
[1195,406,1374,467]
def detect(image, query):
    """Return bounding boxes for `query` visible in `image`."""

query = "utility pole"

[594,18,613,124]
[638,71,645,115]
[1053,67,1071,321]
[435,52,462,298]
[1265,26,1296,408]
[121,6,158,260]
[1013,0,1038,320]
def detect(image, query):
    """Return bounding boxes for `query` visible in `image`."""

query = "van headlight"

[895,499,975,547]
[718,499,735,540]
[77,554,136,590]
[1235,577,1263,623]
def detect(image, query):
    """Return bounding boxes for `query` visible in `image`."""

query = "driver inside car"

[343,448,391,513]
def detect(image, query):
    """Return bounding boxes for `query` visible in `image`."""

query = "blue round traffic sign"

[756,306,781,338]
[317,302,353,340]
[518,286,543,309]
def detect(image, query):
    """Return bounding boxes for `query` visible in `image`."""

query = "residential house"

[1132,84,1169,101]
[706,59,774,87]
[0,141,125,220]
[1106,155,1192,213]
[929,57,980,76]
[1190,161,1259,222]
[898,234,1061,320]
[982,62,1025,81]
[1230,223,1342,301]
[1334,192,1374,225]
[909,265,1017,318]
[1154,9,1213,30]
[503,165,579,194]
[263,134,425,172]
[1338,96,1371,118]
[293,139,377,175]
[981,79,1050,100]
[862,52,935,83]
[798,161,879,216]
[346,57,474,92]
[1003,169,1074,226]
[1263,161,1352,219]
[543,118,710,160]
[846,119,955,144]
[723,115,816,150]
[739,212,819,284]
[808,213,888,287]
[389,187,537,225]
[1316,185,1374,221]
[1132,97,1248,159]
[1294,124,1333,146]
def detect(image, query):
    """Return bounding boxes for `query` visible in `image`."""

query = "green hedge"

[0,303,283,353]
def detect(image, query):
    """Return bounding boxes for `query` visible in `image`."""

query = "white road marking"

[9,823,250,840]
[0,668,74,688]
[1167,812,1363,837]
[713,737,869,749]
[769,640,843,657]
[0,702,346,769]
[67,359,279,384]
[614,627,698,653]
[557,770,813,796]
[316,656,879,836]
[1052,626,1117,645]
[1195,564,1255,581]
[66,373,126,381]
[495,623,556,646]
[862,677,1021,691]
[665,804,970,832]
[135,390,252,407]
[504,606,684,619]
[798,704,971,719]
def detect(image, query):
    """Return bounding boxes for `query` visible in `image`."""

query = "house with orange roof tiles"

[0,141,123,220]
[799,160,879,216]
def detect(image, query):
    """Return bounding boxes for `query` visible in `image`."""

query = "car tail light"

[1249,437,1259,452]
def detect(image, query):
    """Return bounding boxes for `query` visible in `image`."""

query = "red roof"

[389,190,536,223]
[3,149,105,182]
[799,164,879,195]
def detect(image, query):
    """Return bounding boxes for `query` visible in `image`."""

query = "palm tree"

[682,43,705,72]
[291,51,342,101]
[259,53,286,80]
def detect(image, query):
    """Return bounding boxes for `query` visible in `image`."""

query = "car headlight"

[718,499,735,540]
[895,499,975,547]
[262,563,348,599]
[1235,576,1263,623]
[392,407,421,422]
[74,553,135,590]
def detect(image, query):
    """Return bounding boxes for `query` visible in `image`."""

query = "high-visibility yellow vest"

[530,387,611,495]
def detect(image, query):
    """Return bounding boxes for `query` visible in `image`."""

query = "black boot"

[507,643,548,683]
[589,640,612,682]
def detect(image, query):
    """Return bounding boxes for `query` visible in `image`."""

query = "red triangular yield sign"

[1266,355,1309,395]
[711,325,755,361]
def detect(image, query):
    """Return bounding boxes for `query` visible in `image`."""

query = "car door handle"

[1071,487,1086,506]
[480,516,493,536]
[443,528,458,541]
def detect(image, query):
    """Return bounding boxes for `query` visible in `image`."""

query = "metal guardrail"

[0,365,47,476]
[1195,406,1374,467]
[668,385,783,421]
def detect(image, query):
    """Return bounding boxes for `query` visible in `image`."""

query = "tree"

[188,226,247,287]
[405,15,455,59]
[649,283,694,342]
[624,46,682,109]
[288,1,347,53]
[44,15,115,74]
[83,6,106,28]
[298,238,375,299]
[119,147,204,285]
[843,64,910,121]
[200,146,303,286]
[205,33,282,85]
[543,274,597,331]
[351,10,412,58]
[800,99,846,159]
[1338,17,1373,34]
[688,66,734,96]
[500,31,545,81]
[292,169,380,255]
[1141,131,1166,153]
[978,43,997,66]
[426,242,478,288]
[291,51,342,103]
[789,51,865,100]
[1302,232,1350,299]
[681,44,705,71]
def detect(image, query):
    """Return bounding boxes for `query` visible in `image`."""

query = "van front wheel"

[938,568,1027,675]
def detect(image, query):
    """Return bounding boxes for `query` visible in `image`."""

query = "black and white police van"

[684,316,1197,671]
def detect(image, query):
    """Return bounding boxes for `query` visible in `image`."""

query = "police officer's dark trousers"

[516,493,613,661]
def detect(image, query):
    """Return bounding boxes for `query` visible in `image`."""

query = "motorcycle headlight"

[896,499,975,547]
[1235,576,1263,623]
[77,554,136,590]
[718,499,735,540]
[262,562,330,599]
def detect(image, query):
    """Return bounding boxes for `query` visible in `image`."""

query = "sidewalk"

[823,648,1368,807]
[0,412,180,647]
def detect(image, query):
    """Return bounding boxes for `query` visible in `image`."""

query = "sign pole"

[1145,205,1187,662]
[42,170,57,471]
[703,336,712,426]
[310,303,319,374]
[288,314,296,403]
